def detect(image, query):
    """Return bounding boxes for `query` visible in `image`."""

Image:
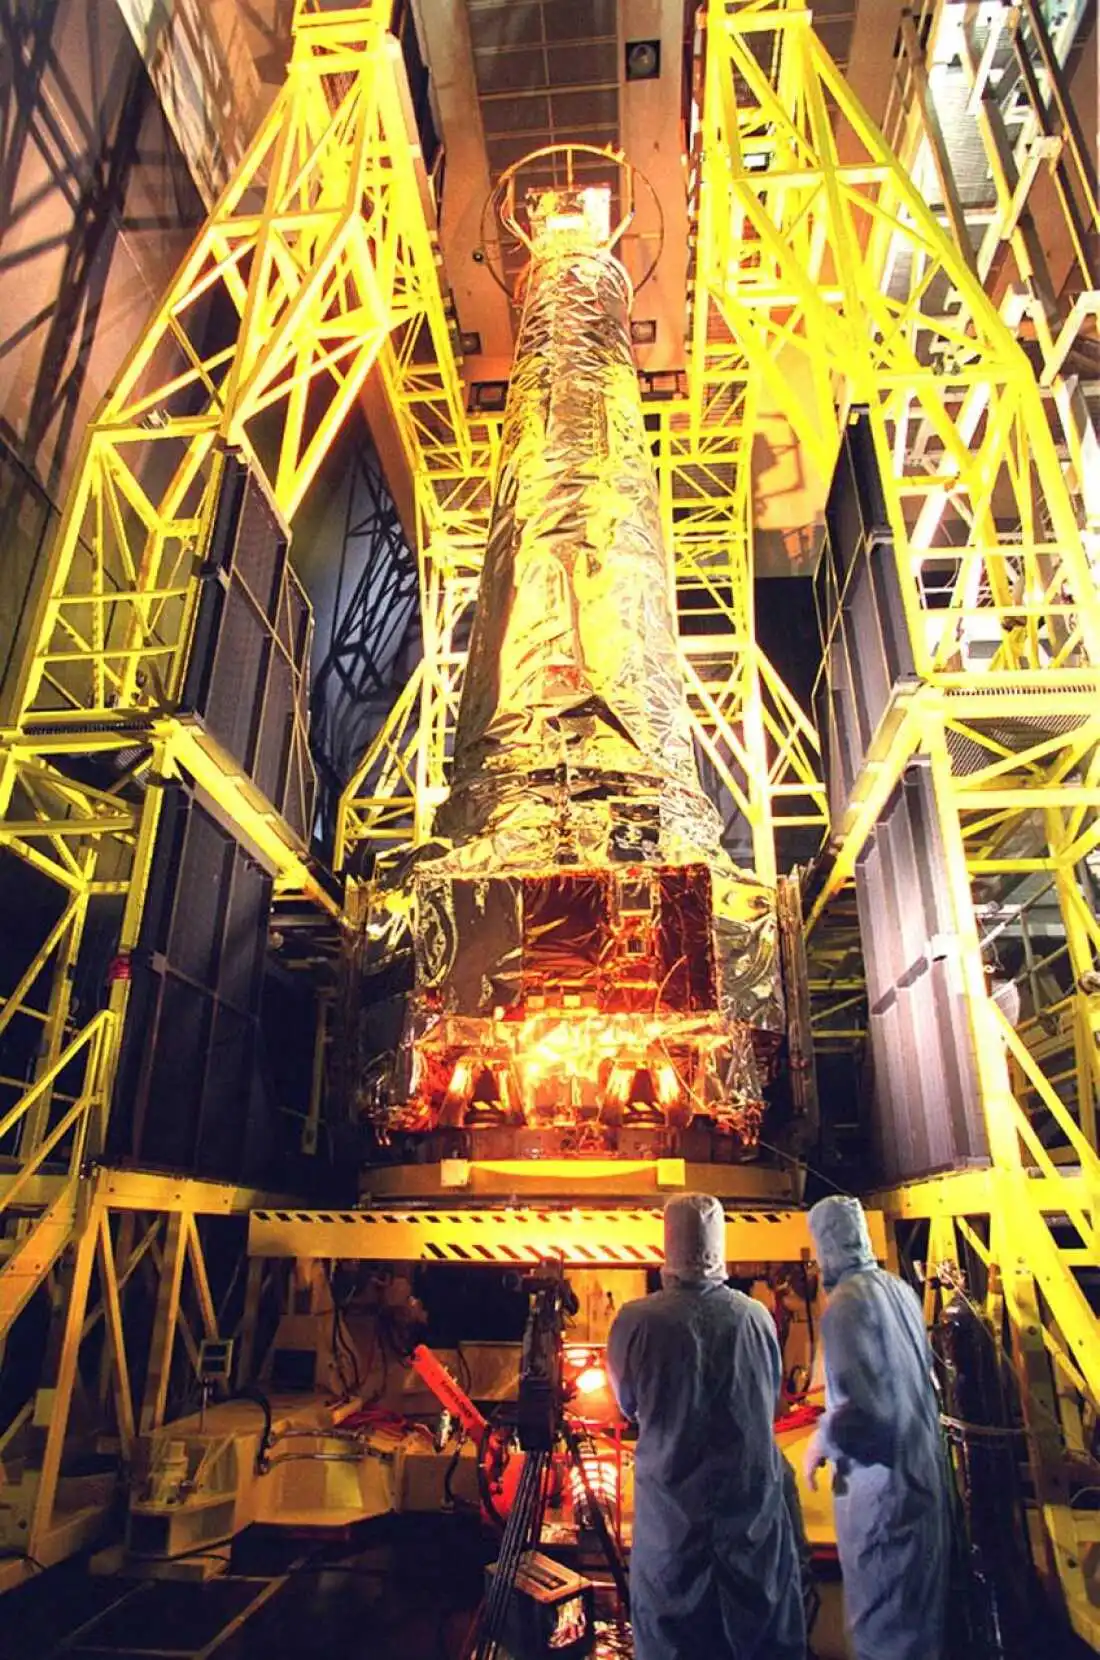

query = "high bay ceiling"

[112,0,1094,573]
[417,0,878,574]
[112,0,904,570]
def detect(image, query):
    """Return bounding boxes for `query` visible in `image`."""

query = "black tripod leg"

[473,1450,548,1660]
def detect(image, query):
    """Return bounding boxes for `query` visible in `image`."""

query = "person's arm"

[743,1294,784,1413]
[816,1286,897,1468]
[607,1306,639,1420]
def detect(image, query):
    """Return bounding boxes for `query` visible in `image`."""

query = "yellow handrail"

[994,1001,1100,1183]
[0,1009,116,1215]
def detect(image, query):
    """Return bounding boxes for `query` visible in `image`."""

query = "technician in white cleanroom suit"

[805,1195,949,1660]
[607,1193,805,1660]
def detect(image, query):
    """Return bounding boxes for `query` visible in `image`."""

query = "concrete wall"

[0,0,203,713]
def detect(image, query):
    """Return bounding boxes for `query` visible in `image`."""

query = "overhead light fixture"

[459,330,482,356]
[640,368,687,400]
[470,380,508,414]
[625,38,661,81]
[630,319,657,346]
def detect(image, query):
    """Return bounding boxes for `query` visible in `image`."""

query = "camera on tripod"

[509,1263,580,1453]
[474,1262,631,1659]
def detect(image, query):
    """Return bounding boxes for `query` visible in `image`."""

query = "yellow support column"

[0,5,472,1581]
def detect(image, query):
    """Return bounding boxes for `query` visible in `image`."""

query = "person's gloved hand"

[803,1428,829,1491]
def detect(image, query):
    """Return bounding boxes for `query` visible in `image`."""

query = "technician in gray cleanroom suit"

[805,1195,949,1660]
[607,1192,805,1660]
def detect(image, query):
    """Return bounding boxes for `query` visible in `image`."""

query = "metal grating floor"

[0,1515,882,1660]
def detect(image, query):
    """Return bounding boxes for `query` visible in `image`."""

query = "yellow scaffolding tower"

[0,0,465,1577]
[686,0,1100,1637]
[0,0,1095,1630]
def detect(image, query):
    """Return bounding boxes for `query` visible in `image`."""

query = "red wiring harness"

[775,1390,825,1436]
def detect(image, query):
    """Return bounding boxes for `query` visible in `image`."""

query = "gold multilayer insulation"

[437,200,721,866]
[371,187,784,1142]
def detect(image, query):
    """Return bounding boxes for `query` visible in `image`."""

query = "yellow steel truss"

[696,0,1098,683]
[11,3,466,731]
[0,0,466,1513]
[883,1162,1100,1644]
[831,685,1100,1639]
[0,1168,294,1590]
[0,0,1097,1627]
[676,0,1100,1635]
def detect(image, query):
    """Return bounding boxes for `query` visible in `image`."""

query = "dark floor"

[2,1519,849,1660]
[1,1519,1093,1660]
[2,1519,489,1660]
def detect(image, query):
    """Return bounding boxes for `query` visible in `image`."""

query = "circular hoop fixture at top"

[479,142,664,298]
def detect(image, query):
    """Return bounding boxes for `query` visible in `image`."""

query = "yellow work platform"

[247,1201,887,1266]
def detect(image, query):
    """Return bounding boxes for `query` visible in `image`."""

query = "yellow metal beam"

[93,1167,301,1216]
[361,1158,797,1205]
[248,1203,886,1266]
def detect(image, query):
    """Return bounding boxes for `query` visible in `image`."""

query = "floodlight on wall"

[625,39,661,81]
[470,380,508,414]
[460,330,482,356]
[631,319,657,345]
